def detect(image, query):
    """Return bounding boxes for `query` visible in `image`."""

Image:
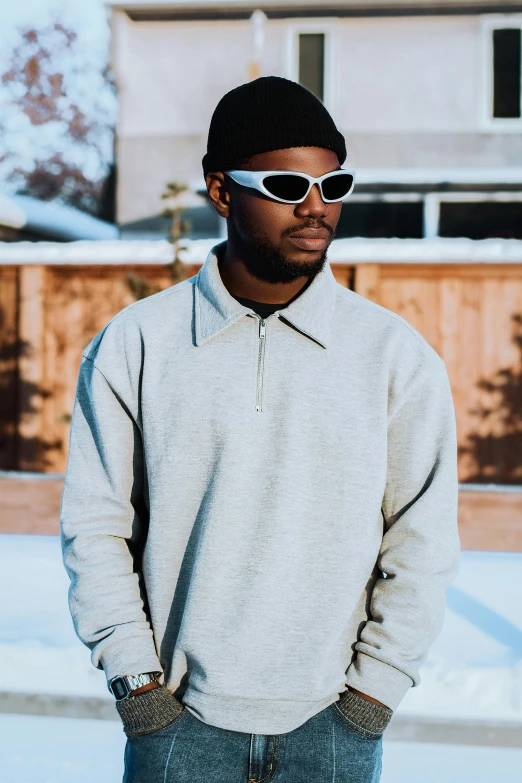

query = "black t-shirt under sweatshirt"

[232,277,313,320]
[232,295,285,320]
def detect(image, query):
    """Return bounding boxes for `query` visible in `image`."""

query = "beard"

[229,213,333,285]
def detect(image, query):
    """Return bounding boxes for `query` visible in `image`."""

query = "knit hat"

[202,76,346,175]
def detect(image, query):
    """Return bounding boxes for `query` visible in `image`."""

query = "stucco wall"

[111,10,521,222]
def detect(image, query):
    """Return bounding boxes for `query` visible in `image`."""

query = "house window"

[481,16,522,127]
[298,33,325,101]
[336,202,424,239]
[440,202,522,239]
[287,24,335,113]
[493,28,521,118]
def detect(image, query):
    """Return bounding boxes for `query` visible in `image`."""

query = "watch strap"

[108,671,161,700]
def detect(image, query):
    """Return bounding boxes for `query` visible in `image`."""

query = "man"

[60,77,461,783]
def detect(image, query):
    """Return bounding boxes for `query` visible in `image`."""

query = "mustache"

[281,220,335,238]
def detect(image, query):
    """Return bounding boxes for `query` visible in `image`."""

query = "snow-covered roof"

[0,240,173,264]
[105,0,522,9]
[1,237,522,265]
[326,237,522,264]
[0,195,119,242]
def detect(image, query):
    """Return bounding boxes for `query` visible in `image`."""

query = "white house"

[106,0,522,240]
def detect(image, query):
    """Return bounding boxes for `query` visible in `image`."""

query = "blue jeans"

[123,700,383,783]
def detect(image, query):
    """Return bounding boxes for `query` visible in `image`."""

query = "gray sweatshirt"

[60,242,461,735]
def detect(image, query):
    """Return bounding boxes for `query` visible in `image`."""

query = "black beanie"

[202,76,346,175]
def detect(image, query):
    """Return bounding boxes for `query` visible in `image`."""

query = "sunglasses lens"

[321,174,354,201]
[262,175,310,202]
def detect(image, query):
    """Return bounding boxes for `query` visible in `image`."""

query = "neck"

[218,236,312,304]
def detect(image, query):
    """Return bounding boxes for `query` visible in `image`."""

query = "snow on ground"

[397,550,522,722]
[1,534,521,724]
[0,534,108,698]
[2,714,522,783]
[0,714,125,783]
[381,739,522,783]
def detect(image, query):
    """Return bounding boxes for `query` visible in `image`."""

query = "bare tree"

[0,21,116,217]
[123,180,192,302]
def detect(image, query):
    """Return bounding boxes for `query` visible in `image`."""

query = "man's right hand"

[130,681,161,698]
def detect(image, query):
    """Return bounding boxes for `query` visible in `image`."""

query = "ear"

[205,171,231,219]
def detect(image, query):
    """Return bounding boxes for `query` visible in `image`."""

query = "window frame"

[479,14,522,132]
[285,21,338,119]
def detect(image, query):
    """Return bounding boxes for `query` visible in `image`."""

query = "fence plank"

[17,265,45,471]
[0,266,19,469]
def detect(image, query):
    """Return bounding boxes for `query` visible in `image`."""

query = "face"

[205,146,343,284]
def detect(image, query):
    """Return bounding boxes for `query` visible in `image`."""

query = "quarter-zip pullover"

[60,242,461,735]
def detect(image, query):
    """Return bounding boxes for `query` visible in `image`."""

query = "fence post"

[17,265,46,471]
[354,263,381,302]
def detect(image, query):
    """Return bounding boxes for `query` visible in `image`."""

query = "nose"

[294,183,329,220]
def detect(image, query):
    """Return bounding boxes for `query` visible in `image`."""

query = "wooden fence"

[1,239,522,549]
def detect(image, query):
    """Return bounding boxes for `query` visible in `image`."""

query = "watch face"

[111,677,128,700]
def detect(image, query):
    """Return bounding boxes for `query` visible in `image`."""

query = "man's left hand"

[348,686,388,708]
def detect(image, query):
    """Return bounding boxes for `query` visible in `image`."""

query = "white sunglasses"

[225,168,356,204]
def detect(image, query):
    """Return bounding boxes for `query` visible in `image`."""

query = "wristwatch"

[108,672,161,701]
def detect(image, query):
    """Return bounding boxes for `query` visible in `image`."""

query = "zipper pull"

[259,320,266,339]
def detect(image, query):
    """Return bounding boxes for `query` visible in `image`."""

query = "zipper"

[255,316,266,412]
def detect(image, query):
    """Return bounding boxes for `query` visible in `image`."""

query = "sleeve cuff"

[97,636,163,685]
[345,652,413,712]
[335,688,393,738]
[116,685,185,737]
